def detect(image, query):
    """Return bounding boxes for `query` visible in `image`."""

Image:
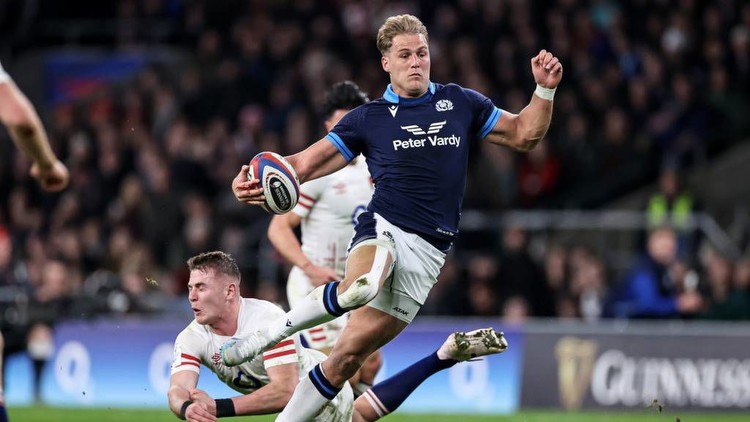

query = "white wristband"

[534,84,556,101]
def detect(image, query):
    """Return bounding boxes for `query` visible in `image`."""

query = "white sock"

[276,367,336,421]
[267,283,339,343]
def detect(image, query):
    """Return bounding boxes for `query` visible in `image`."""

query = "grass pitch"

[8,407,750,421]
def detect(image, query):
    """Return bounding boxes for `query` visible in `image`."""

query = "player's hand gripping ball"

[247,152,300,214]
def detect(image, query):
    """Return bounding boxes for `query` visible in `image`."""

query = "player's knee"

[337,273,380,310]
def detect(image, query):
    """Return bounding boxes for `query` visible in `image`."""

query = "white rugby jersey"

[0,61,10,83]
[294,157,373,278]
[171,298,325,394]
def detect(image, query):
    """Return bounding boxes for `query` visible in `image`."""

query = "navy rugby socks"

[366,351,456,416]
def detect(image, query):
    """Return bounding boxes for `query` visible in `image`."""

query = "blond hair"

[187,251,241,284]
[376,14,429,54]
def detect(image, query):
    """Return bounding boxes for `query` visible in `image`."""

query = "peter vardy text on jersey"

[392,134,461,150]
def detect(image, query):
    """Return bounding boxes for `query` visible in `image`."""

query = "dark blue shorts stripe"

[309,364,340,400]
[323,282,345,316]
[349,210,377,252]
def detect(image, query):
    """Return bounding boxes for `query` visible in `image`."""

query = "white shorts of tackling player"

[350,212,447,323]
[287,266,349,350]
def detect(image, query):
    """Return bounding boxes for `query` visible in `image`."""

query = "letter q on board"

[150,342,176,395]
[54,341,91,399]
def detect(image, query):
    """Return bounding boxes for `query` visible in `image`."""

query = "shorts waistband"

[409,230,453,253]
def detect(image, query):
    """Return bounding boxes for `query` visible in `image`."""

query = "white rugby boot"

[220,329,274,367]
[439,327,508,361]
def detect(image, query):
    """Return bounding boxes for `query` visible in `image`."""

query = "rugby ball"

[247,152,300,214]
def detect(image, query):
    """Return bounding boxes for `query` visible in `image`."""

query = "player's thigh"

[340,244,394,291]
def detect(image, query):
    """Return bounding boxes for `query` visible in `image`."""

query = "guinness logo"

[555,336,598,410]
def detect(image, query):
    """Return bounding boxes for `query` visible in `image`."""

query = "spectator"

[607,226,703,319]
[645,166,701,256]
[501,295,530,325]
[496,228,552,316]
[704,253,750,320]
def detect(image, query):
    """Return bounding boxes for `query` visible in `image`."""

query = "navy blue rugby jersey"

[325,82,503,242]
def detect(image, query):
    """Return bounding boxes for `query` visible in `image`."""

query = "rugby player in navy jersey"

[228,14,561,420]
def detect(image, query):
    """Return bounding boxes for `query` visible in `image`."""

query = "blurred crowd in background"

[1,0,750,362]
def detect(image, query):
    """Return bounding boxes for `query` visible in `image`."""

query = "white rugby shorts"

[350,212,447,323]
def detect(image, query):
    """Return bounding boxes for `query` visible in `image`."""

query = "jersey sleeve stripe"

[311,335,326,341]
[171,364,201,375]
[264,349,297,360]
[325,133,354,162]
[300,192,315,202]
[478,107,502,139]
[298,196,314,208]
[178,361,200,368]
[308,327,324,333]
[267,339,294,351]
[181,353,200,363]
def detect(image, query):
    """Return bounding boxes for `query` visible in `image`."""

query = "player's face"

[382,33,430,98]
[187,269,232,325]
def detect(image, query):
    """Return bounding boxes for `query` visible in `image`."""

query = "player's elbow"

[8,121,38,141]
[0,90,37,134]
[267,215,294,244]
[2,105,36,137]
[512,125,546,152]
[515,135,542,152]
[267,217,282,240]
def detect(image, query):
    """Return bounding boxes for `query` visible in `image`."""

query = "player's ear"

[227,282,238,299]
[381,55,390,73]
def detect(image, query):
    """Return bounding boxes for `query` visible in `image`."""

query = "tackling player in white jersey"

[267,81,379,395]
[168,251,507,421]
[0,60,68,192]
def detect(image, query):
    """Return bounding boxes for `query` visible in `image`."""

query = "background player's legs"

[351,350,382,397]
[26,324,53,404]
[276,306,407,421]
